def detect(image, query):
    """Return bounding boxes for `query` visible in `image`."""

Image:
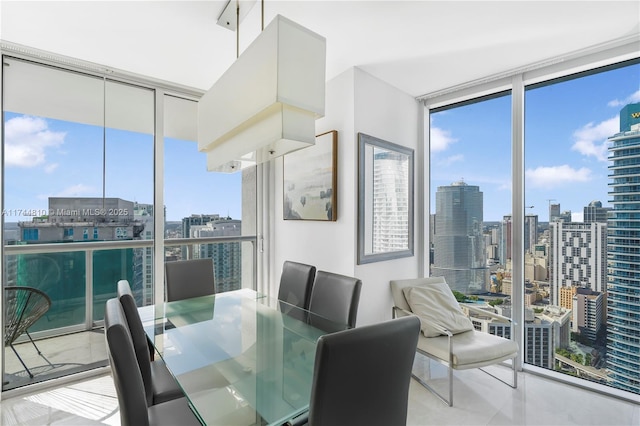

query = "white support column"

[419,100,428,278]
[154,91,165,307]
[511,74,525,371]
[258,160,273,297]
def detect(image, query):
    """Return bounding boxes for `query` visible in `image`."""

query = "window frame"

[423,41,639,402]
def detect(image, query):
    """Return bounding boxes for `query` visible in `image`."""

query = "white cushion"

[416,330,518,368]
[402,284,474,337]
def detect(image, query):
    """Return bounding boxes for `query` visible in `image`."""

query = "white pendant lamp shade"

[198,15,326,172]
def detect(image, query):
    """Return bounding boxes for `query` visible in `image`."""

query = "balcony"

[3,236,256,391]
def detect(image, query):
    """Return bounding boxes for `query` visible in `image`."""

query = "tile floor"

[3,330,107,391]
[406,361,639,426]
[1,359,638,426]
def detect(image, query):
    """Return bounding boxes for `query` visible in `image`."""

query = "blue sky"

[430,62,640,222]
[3,112,242,222]
[4,62,639,225]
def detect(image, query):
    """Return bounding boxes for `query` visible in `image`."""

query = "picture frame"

[283,130,338,221]
[357,133,414,264]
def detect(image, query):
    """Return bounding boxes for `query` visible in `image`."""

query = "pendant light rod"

[198,15,327,173]
[236,0,240,58]
[216,0,257,32]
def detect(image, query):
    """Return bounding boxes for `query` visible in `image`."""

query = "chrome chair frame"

[391,277,518,407]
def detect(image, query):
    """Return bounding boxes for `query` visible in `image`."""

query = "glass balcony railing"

[2,236,256,391]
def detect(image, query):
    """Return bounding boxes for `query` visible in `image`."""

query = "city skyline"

[431,63,640,222]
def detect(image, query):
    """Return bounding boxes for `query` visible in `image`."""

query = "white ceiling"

[1,1,639,98]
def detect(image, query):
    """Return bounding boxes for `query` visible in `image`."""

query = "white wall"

[272,67,420,326]
[352,68,421,325]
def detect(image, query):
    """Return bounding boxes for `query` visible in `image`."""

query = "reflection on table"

[140,288,345,426]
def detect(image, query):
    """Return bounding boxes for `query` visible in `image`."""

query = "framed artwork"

[357,133,414,264]
[283,130,337,221]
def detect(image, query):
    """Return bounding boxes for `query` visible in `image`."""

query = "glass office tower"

[607,102,640,394]
[432,180,487,294]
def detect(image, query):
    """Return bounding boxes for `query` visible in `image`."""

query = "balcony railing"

[2,235,256,390]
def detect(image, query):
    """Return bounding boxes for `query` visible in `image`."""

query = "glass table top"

[140,289,344,426]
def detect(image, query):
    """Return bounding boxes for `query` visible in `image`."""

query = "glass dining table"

[139,288,345,426]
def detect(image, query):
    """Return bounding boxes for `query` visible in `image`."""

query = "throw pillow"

[402,284,474,337]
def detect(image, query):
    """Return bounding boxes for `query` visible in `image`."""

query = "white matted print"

[283,130,337,221]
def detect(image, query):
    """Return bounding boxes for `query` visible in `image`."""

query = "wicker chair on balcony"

[4,286,54,378]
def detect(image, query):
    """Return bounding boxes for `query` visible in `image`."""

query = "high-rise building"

[500,215,512,266]
[372,150,410,253]
[559,210,572,222]
[133,202,155,306]
[583,200,611,224]
[559,286,577,311]
[524,251,548,284]
[549,221,607,306]
[181,214,221,240]
[461,304,512,339]
[525,306,571,369]
[432,180,487,294]
[20,197,142,242]
[525,214,539,254]
[189,218,242,293]
[465,303,570,370]
[429,213,436,266]
[607,102,640,394]
[500,214,538,263]
[572,288,605,345]
[550,203,572,222]
[15,197,143,328]
[485,225,500,265]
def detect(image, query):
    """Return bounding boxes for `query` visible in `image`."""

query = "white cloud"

[55,184,99,197]
[608,89,640,108]
[44,163,59,173]
[438,154,464,166]
[4,116,66,168]
[571,117,617,162]
[526,165,592,189]
[430,126,457,152]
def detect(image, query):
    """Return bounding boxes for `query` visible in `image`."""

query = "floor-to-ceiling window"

[524,60,640,395]
[1,53,257,392]
[427,55,640,399]
[429,92,512,317]
[163,94,256,295]
[2,57,155,390]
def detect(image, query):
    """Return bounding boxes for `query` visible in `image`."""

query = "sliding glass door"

[2,57,154,390]
[2,55,258,391]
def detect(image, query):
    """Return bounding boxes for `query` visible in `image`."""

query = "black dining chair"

[307,271,361,332]
[165,258,215,301]
[288,316,421,426]
[104,298,200,426]
[277,261,316,314]
[117,280,183,405]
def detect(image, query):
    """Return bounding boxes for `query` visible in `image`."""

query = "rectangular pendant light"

[198,14,326,172]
